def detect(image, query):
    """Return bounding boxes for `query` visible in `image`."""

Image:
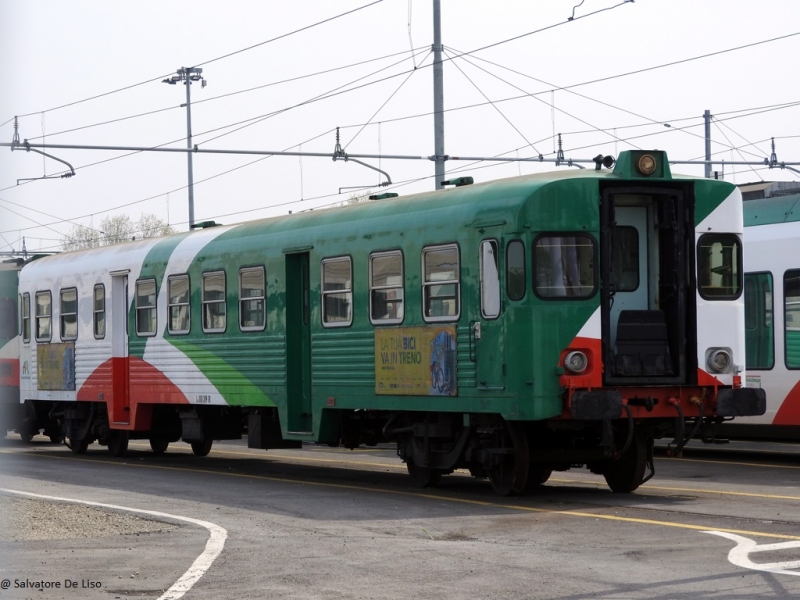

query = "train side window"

[239,267,266,332]
[21,292,31,343]
[93,285,106,339]
[202,272,227,333]
[697,234,742,300]
[785,269,800,369]
[480,240,500,319]
[744,272,774,370]
[422,244,460,321]
[321,257,353,327]
[168,275,191,335]
[534,235,596,298]
[506,240,526,301]
[135,279,157,336]
[369,251,404,325]
[1,296,16,340]
[35,291,52,342]
[60,288,78,341]
[611,226,639,291]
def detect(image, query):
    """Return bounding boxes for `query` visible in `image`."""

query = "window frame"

[202,271,227,333]
[421,243,461,323]
[35,290,52,343]
[135,278,158,337]
[369,250,404,326]
[93,284,106,340]
[784,268,800,370]
[480,239,501,320]
[59,287,78,341]
[168,274,191,335]
[321,256,354,328]
[21,292,31,343]
[532,233,597,300]
[506,239,526,302]
[239,266,266,332]
[696,233,743,301]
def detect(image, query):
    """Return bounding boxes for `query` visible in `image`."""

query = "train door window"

[135,279,157,336]
[506,240,525,301]
[21,292,31,342]
[239,267,266,331]
[422,244,460,321]
[168,275,191,335]
[321,257,353,327]
[480,240,500,319]
[744,273,773,370]
[697,234,742,299]
[369,251,404,325]
[785,269,800,369]
[35,291,52,342]
[611,226,639,291]
[60,288,78,341]
[202,272,227,333]
[533,235,596,298]
[93,285,106,339]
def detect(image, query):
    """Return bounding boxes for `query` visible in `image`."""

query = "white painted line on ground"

[704,531,800,577]
[1,488,228,599]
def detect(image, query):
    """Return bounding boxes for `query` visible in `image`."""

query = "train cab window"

[93,285,105,339]
[168,275,191,335]
[534,235,595,298]
[135,279,157,336]
[321,257,353,327]
[422,244,460,321]
[506,240,526,301]
[21,292,31,343]
[60,288,78,341]
[239,267,266,331]
[785,269,800,369]
[202,272,227,333]
[697,234,742,300]
[35,291,52,342]
[611,226,639,291]
[480,240,500,319]
[744,272,773,370]
[369,251,404,325]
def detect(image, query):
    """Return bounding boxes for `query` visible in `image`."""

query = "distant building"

[738,181,800,201]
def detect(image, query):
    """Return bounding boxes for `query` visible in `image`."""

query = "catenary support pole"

[704,109,712,179]
[432,0,446,190]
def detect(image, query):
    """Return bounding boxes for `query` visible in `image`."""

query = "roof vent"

[368,193,399,200]
[441,176,474,187]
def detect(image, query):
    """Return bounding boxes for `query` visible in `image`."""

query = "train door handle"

[472,322,482,340]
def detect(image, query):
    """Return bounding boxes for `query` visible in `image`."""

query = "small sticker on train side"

[746,375,762,388]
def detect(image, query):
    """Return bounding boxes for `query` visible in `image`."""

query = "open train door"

[600,186,694,385]
[110,271,130,425]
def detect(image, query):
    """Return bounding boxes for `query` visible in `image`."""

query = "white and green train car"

[17,150,765,494]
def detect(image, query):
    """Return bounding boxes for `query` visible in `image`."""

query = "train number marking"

[704,531,800,577]
[196,395,212,404]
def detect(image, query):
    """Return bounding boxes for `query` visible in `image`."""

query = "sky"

[1,0,799,253]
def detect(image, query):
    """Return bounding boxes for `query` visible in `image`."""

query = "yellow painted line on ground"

[665,456,800,470]
[3,448,800,542]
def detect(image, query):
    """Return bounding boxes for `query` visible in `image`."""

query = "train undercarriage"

[14,401,711,495]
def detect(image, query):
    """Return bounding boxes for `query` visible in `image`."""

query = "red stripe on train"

[773,379,800,426]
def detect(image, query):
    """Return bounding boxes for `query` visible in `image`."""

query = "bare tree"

[62,213,174,251]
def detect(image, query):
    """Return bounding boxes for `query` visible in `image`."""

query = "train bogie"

[14,150,765,493]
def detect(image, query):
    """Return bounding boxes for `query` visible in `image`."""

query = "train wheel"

[107,431,129,458]
[149,438,169,455]
[603,429,648,493]
[46,427,63,444]
[525,466,553,490]
[406,458,442,488]
[68,437,89,455]
[191,439,213,457]
[19,430,35,444]
[488,420,530,496]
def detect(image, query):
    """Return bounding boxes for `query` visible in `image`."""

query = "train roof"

[743,194,800,226]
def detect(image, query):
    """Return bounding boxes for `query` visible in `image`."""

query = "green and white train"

[16,150,765,494]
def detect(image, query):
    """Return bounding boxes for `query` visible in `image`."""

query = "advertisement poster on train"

[375,326,457,396]
[37,342,76,391]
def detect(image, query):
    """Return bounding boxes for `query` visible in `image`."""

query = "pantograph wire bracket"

[10,117,76,185]
[332,127,392,187]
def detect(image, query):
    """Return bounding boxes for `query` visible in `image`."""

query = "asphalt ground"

[1,434,799,600]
